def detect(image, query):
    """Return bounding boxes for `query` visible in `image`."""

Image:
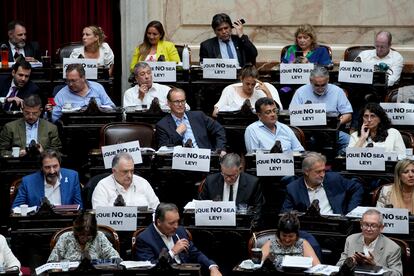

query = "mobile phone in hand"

[234,18,246,25]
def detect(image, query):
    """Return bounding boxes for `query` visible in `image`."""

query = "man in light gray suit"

[337,209,402,276]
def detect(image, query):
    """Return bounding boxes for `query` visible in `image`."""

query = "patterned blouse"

[270,237,304,267]
[281,45,332,65]
[48,231,120,262]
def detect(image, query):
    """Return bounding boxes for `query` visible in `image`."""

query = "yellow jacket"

[129,40,180,72]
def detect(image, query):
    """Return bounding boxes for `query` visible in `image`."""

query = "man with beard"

[4,20,40,62]
[0,59,40,111]
[12,149,83,209]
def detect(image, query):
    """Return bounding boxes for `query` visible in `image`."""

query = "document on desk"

[305,264,339,275]
[281,256,312,268]
[120,261,155,269]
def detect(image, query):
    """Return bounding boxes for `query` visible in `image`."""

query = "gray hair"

[376,31,392,45]
[23,94,42,108]
[112,152,134,168]
[302,152,327,171]
[155,202,179,222]
[310,66,329,79]
[134,62,151,76]
[362,209,384,225]
[220,153,241,168]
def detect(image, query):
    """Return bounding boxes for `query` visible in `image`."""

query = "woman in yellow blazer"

[129,21,180,72]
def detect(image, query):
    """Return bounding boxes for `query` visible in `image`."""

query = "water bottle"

[182,45,190,70]
[1,44,8,68]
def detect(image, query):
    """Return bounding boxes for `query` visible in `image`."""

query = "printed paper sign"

[346,147,385,171]
[172,147,211,172]
[289,103,327,126]
[338,61,374,84]
[195,201,236,226]
[380,102,414,125]
[96,206,137,231]
[101,141,142,169]
[63,58,98,79]
[280,63,314,84]
[202,58,237,79]
[146,61,176,82]
[256,152,295,176]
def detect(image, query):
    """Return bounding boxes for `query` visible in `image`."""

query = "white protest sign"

[202,58,237,79]
[195,201,236,226]
[380,102,414,125]
[256,152,295,176]
[280,63,314,84]
[146,61,176,82]
[63,58,98,79]
[338,61,374,84]
[289,103,327,126]
[101,141,142,169]
[96,206,137,231]
[172,147,211,172]
[346,147,385,171]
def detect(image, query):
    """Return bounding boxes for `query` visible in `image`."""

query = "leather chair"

[400,130,414,149]
[82,172,112,210]
[343,46,375,61]
[99,122,155,148]
[371,183,392,206]
[50,225,121,253]
[384,88,399,102]
[9,178,22,209]
[280,44,333,62]
[175,44,184,61]
[388,237,411,276]
[288,125,306,149]
[55,42,83,63]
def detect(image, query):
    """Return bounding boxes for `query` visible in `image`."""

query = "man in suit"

[12,149,83,209]
[156,87,226,154]
[337,209,402,276]
[0,59,40,111]
[136,202,222,276]
[199,13,257,67]
[0,94,61,156]
[282,152,363,215]
[199,153,264,227]
[5,20,40,62]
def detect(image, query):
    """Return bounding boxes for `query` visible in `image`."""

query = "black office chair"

[343,46,375,61]
[82,172,111,210]
[55,42,83,63]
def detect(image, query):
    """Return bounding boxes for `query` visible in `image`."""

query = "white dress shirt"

[305,180,333,215]
[44,174,62,206]
[222,176,240,201]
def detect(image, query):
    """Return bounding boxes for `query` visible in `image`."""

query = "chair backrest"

[175,44,184,61]
[389,237,411,276]
[50,225,120,253]
[397,85,414,103]
[385,88,399,102]
[400,130,414,149]
[289,125,306,149]
[371,183,393,206]
[343,46,375,61]
[99,122,155,148]
[83,172,112,209]
[10,178,22,209]
[56,42,83,63]
[280,44,333,62]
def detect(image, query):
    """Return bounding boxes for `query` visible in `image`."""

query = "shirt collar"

[304,178,323,191]
[25,119,39,128]
[43,173,62,187]
[112,174,136,192]
[171,112,188,123]
[153,223,172,239]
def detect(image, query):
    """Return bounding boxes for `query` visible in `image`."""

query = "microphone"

[270,140,283,153]
[113,194,126,206]
[184,139,193,148]
[304,100,312,104]
[353,56,362,62]
[157,55,165,62]
[78,54,84,59]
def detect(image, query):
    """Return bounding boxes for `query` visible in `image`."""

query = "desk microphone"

[304,100,312,104]
[78,54,84,59]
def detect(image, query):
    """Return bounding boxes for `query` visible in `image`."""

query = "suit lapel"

[17,119,26,148]
[59,170,67,204]
[213,38,221,58]
[299,179,311,207]
[372,234,385,261]
[232,37,242,64]
[235,174,246,204]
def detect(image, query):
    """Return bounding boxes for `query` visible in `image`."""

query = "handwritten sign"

[346,147,385,171]
[380,102,414,125]
[96,206,137,231]
[63,58,98,79]
[256,152,295,176]
[338,61,374,84]
[172,147,211,172]
[202,58,237,79]
[146,61,176,82]
[101,141,142,169]
[195,201,236,226]
[280,63,314,84]
[289,103,327,126]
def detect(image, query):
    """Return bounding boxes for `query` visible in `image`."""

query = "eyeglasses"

[312,82,328,88]
[363,114,378,120]
[261,108,279,115]
[170,100,186,106]
[66,79,82,85]
[361,223,380,230]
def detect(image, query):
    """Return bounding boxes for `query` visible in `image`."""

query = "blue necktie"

[225,41,234,59]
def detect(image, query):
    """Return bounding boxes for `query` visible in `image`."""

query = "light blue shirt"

[218,38,238,61]
[52,81,115,122]
[25,120,39,146]
[289,83,353,114]
[244,121,304,153]
[171,113,199,148]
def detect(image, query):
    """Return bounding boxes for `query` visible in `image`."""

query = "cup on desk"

[12,147,20,157]
[61,260,70,272]
[20,204,28,216]
[63,102,72,109]
[41,56,51,67]
[251,248,262,264]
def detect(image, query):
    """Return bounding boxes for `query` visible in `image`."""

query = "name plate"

[101,141,143,169]
[338,61,374,84]
[146,62,176,82]
[380,102,414,125]
[195,201,236,226]
[172,147,211,172]
[289,103,327,126]
[346,147,385,171]
[96,206,137,231]
[256,152,294,176]
[63,58,98,79]
[202,58,237,79]
[280,63,314,84]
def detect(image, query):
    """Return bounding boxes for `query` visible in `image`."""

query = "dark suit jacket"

[199,172,264,225]
[156,111,226,151]
[12,168,83,209]
[199,34,258,67]
[0,118,62,155]
[3,41,40,61]
[0,77,40,111]
[136,224,215,269]
[282,172,363,215]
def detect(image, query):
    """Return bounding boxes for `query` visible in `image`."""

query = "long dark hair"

[357,103,390,142]
[138,21,165,60]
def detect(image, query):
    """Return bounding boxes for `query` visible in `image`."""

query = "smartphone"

[233,18,246,26]
[48,97,56,106]
[295,50,303,58]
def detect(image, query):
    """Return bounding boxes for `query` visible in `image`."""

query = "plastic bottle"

[182,45,190,70]
[1,44,8,68]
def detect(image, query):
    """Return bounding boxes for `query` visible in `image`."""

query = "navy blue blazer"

[136,224,215,269]
[282,172,363,215]
[12,168,83,209]
[199,34,258,67]
[155,111,226,151]
[0,77,40,111]
[3,41,40,62]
